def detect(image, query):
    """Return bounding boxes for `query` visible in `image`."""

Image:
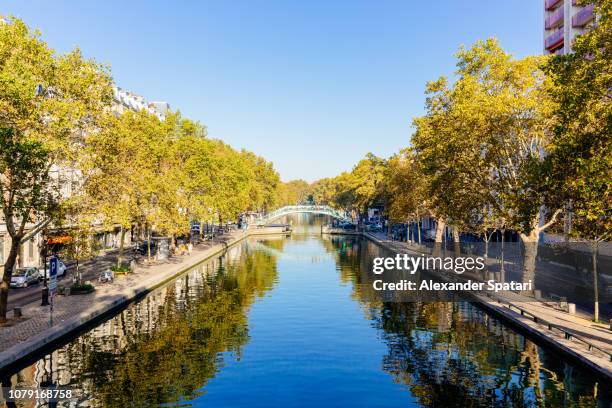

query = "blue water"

[197,238,418,407]
[4,233,610,407]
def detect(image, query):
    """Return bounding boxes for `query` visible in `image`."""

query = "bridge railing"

[254,205,353,225]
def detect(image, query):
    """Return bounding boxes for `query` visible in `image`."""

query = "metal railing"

[572,4,595,27]
[545,28,564,50]
[484,292,612,362]
[255,205,353,225]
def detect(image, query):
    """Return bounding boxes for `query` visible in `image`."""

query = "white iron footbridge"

[254,205,354,226]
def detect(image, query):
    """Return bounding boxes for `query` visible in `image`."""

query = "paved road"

[7,248,135,312]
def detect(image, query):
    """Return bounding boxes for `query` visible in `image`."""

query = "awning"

[47,236,73,245]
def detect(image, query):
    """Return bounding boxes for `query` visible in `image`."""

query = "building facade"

[544,0,595,55]
[112,87,170,121]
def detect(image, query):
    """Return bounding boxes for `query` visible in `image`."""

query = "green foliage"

[0,16,112,321]
[70,283,94,292]
[275,179,311,206]
[310,153,386,214]
[380,149,427,223]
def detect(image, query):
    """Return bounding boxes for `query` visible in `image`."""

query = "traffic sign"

[49,256,58,295]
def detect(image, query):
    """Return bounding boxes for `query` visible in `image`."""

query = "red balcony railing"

[545,7,564,29]
[545,0,563,11]
[572,4,594,27]
[545,28,564,50]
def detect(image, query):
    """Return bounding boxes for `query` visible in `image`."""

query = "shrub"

[70,283,94,292]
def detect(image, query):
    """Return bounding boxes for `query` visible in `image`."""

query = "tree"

[348,153,387,215]
[275,180,311,206]
[414,39,559,283]
[412,76,489,248]
[454,40,559,285]
[83,110,166,262]
[0,17,111,322]
[544,0,611,320]
[381,149,428,243]
[0,129,57,318]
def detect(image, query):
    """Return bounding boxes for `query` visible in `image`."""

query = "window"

[28,238,35,259]
[0,235,4,265]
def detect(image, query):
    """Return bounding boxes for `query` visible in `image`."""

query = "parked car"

[10,267,42,288]
[40,259,67,279]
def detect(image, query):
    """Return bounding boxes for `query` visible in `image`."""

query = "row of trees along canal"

[278,1,611,322]
[0,18,280,322]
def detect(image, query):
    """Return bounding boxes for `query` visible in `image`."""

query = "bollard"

[13,307,22,318]
[534,290,541,300]
[568,303,576,315]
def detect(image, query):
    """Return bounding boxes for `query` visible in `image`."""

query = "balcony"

[545,7,564,29]
[545,0,563,11]
[545,28,564,50]
[572,4,594,27]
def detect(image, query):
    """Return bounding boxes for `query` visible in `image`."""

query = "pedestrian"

[187,242,193,255]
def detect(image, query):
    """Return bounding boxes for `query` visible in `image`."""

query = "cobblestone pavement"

[0,230,246,355]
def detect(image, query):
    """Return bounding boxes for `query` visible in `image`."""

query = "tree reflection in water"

[6,238,281,408]
[324,235,607,407]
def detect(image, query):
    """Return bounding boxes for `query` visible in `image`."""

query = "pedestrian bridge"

[254,205,354,226]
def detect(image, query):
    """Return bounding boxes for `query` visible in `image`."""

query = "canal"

[2,219,611,407]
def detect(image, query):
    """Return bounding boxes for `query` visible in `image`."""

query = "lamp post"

[499,227,506,282]
[40,237,49,306]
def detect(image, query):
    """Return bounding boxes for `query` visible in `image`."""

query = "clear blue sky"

[4,0,543,182]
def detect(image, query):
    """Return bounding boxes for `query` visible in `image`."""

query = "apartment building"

[112,87,170,121]
[544,0,595,55]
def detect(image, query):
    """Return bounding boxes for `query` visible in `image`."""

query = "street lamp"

[499,227,506,282]
[39,236,49,306]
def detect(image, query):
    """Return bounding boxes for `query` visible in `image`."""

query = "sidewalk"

[364,232,612,380]
[0,229,248,371]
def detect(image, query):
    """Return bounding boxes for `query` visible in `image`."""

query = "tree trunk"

[592,241,599,322]
[117,227,126,268]
[499,230,506,283]
[435,219,445,242]
[452,227,461,258]
[519,230,539,293]
[0,237,22,322]
[407,220,411,243]
[417,218,421,244]
[147,228,152,261]
[484,235,490,280]
[433,219,446,257]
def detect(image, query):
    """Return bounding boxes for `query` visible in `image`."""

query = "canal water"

[3,219,611,407]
